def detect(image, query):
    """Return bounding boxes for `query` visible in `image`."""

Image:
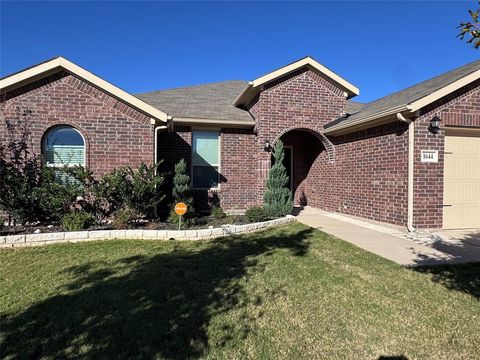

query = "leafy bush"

[245,206,269,223]
[1,121,165,225]
[62,211,95,231]
[113,207,138,229]
[211,206,226,219]
[95,167,131,217]
[126,163,164,218]
[263,140,293,218]
[67,163,165,220]
[0,134,79,224]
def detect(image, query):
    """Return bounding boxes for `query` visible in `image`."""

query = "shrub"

[94,167,131,217]
[62,211,95,231]
[0,121,165,225]
[211,206,226,219]
[64,166,111,221]
[245,206,269,223]
[0,133,79,224]
[67,163,165,220]
[263,140,293,218]
[113,207,138,229]
[126,163,165,218]
[169,159,195,222]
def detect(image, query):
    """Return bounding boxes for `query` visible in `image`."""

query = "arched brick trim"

[40,123,90,168]
[273,126,336,163]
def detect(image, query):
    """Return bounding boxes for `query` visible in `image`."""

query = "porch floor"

[295,207,480,266]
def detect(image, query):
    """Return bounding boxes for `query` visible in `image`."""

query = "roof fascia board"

[0,57,168,122]
[252,57,360,96]
[324,115,401,136]
[323,104,411,134]
[173,116,255,128]
[408,69,480,112]
[233,81,253,106]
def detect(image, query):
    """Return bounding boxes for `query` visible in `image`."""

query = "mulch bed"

[0,214,250,236]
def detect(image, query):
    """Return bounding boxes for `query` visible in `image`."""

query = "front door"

[272,147,293,192]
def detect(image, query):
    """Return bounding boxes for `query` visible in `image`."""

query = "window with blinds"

[43,126,85,167]
[192,131,219,189]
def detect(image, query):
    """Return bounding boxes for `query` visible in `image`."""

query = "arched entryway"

[273,128,334,206]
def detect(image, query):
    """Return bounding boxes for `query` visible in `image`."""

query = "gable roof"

[136,80,254,126]
[233,56,360,107]
[324,59,480,133]
[0,56,168,122]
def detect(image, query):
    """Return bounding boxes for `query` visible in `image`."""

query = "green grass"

[1,223,479,360]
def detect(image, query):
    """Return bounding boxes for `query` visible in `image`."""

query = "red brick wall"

[156,126,257,212]
[5,66,478,228]
[325,122,409,226]
[1,72,154,176]
[248,68,346,203]
[278,123,409,227]
[220,128,257,211]
[248,67,479,229]
[280,131,324,204]
[413,80,480,229]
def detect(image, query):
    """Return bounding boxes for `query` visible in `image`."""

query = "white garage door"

[443,128,480,229]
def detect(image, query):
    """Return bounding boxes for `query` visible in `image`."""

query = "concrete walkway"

[295,207,480,266]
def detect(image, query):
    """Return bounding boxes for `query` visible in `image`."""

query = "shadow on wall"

[1,228,313,359]
[158,132,227,213]
[413,230,480,300]
[280,130,324,205]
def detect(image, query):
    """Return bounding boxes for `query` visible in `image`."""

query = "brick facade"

[248,68,345,203]
[247,68,479,229]
[2,65,479,228]
[413,80,480,228]
[156,126,257,213]
[1,72,154,176]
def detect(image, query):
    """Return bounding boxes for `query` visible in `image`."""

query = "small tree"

[170,159,194,221]
[172,159,193,205]
[458,2,480,49]
[263,140,293,218]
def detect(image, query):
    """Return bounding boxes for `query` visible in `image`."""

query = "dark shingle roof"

[136,80,254,124]
[345,100,364,114]
[326,59,480,129]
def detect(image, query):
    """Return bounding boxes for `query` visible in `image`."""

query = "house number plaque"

[420,150,438,163]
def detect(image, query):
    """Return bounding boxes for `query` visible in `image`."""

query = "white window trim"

[191,130,221,190]
[43,126,86,168]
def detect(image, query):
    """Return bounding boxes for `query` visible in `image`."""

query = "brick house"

[1,56,479,230]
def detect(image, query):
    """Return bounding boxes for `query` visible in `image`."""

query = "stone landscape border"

[0,215,296,247]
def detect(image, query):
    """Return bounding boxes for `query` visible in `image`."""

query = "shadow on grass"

[1,227,313,359]
[411,230,480,300]
[415,262,480,300]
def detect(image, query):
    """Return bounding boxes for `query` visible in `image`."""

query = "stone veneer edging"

[0,216,296,248]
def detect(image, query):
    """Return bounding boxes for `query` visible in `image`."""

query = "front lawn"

[1,223,479,359]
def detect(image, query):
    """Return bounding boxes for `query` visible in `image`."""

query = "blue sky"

[1,1,478,103]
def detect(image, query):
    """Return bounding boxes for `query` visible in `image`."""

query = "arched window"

[43,126,85,167]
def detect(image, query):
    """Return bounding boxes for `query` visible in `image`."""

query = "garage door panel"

[443,131,480,229]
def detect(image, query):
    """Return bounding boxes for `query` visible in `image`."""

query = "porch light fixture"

[429,116,441,134]
[263,139,271,152]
